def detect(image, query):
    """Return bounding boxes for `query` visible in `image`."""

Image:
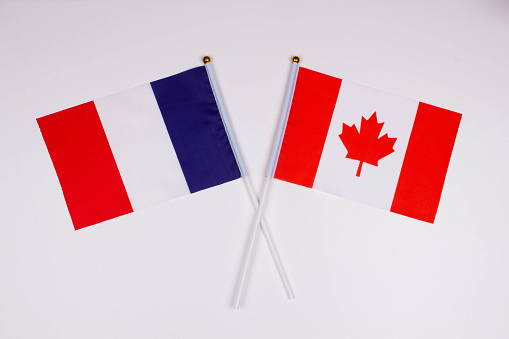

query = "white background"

[1,0,508,338]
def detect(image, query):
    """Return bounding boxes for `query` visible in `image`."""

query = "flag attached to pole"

[38,66,241,230]
[273,66,462,223]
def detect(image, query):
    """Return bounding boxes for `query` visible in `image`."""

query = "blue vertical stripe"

[151,66,241,193]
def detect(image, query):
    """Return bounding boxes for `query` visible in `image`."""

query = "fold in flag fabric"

[273,67,461,223]
[38,66,241,230]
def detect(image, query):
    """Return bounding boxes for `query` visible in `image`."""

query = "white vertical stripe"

[94,84,190,211]
[312,80,419,211]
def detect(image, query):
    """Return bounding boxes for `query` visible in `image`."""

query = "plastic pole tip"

[203,56,211,64]
[292,56,300,63]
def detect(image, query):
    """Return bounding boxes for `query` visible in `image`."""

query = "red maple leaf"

[338,112,397,177]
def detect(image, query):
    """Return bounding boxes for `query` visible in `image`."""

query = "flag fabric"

[38,66,241,230]
[273,67,461,223]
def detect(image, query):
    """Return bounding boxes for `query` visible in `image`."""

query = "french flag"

[37,66,241,230]
[273,67,462,223]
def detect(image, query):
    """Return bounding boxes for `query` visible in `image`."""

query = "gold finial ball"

[292,56,300,63]
[203,56,211,64]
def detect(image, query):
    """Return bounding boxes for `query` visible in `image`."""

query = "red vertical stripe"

[390,103,461,223]
[37,102,133,230]
[274,67,342,187]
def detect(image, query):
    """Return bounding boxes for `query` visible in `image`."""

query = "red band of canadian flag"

[274,68,342,187]
[390,103,462,222]
[274,67,461,223]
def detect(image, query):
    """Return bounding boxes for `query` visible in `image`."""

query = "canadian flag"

[274,67,461,223]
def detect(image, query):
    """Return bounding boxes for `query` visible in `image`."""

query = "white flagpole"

[231,57,300,308]
[203,57,296,307]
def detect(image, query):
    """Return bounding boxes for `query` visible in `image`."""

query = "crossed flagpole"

[203,56,297,308]
[208,55,460,307]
